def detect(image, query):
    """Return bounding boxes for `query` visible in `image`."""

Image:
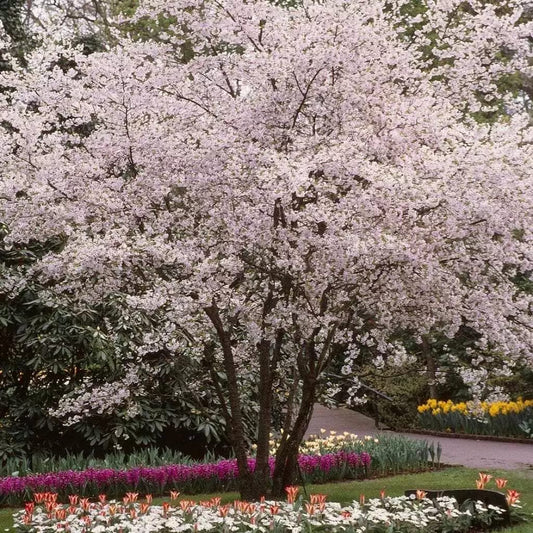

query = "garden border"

[401,428,533,444]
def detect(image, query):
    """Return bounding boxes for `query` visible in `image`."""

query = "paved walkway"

[307,404,533,472]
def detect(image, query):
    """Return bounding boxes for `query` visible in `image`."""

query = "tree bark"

[252,338,274,497]
[422,336,438,399]
[204,304,286,500]
[271,373,316,498]
[270,324,337,498]
[247,330,284,500]
[271,337,319,498]
[204,303,254,498]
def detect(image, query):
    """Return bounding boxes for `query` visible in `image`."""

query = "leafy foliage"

[0,235,257,459]
[0,0,30,68]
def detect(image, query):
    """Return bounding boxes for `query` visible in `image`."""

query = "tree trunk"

[270,325,338,499]
[245,330,284,500]
[204,304,253,497]
[271,372,317,498]
[250,338,274,499]
[422,336,438,399]
[281,366,299,433]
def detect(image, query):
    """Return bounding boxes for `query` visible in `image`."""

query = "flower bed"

[276,431,440,474]
[417,398,533,438]
[13,489,507,532]
[0,433,441,506]
[0,452,370,506]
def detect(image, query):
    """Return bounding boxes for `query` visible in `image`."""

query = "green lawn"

[1,467,532,531]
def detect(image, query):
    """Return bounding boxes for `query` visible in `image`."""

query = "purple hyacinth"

[0,450,371,501]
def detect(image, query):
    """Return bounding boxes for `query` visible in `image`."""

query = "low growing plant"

[12,488,509,532]
[417,398,533,438]
[271,431,440,474]
[0,452,370,506]
[0,447,191,478]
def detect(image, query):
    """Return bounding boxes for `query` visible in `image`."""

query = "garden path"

[307,404,533,472]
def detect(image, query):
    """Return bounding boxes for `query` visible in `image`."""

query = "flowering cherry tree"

[1,0,532,499]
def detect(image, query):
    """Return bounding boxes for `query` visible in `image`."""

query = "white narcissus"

[1,0,532,499]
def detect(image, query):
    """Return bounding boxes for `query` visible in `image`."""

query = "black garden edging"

[405,488,511,527]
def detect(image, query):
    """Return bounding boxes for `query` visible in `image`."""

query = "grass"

[1,466,531,531]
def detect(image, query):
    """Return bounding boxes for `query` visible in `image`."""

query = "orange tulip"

[478,473,492,485]
[80,498,90,511]
[179,500,193,512]
[310,493,327,505]
[285,486,299,504]
[219,505,230,517]
[506,489,520,506]
[45,501,57,513]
